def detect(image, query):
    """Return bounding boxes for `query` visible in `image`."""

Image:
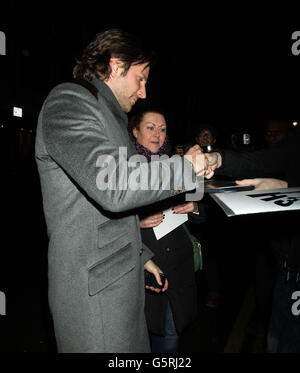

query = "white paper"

[210,187,300,217]
[153,208,188,240]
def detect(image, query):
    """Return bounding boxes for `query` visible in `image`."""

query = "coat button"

[166,247,170,252]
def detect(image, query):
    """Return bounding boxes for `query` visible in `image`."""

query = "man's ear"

[109,57,123,78]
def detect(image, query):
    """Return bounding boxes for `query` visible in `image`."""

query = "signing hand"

[236,178,288,191]
[172,201,198,214]
[140,212,164,228]
[144,259,168,293]
[205,152,222,171]
[184,145,211,177]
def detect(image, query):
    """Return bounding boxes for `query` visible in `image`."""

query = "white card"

[153,208,188,240]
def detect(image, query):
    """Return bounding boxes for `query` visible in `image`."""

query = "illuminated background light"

[13,107,23,117]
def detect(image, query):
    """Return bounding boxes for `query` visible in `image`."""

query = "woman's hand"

[144,260,168,293]
[172,202,198,214]
[140,212,164,228]
[236,178,288,191]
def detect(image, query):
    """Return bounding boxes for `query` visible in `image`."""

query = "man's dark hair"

[73,28,156,81]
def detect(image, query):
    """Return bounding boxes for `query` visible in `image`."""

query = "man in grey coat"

[35,29,209,353]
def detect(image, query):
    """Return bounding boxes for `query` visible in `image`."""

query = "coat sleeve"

[41,84,195,213]
[141,242,154,265]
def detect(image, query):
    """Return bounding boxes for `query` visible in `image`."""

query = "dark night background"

[0,2,300,359]
[1,5,300,142]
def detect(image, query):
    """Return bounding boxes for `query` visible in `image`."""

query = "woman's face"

[133,112,167,153]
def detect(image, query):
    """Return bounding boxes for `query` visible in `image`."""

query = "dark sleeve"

[215,145,290,180]
[187,202,207,225]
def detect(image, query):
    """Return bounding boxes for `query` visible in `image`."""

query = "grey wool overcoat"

[35,78,195,353]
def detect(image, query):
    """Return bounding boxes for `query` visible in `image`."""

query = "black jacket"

[141,194,200,336]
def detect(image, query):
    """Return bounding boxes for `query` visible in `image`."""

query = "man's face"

[264,121,289,147]
[196,129,216,147]
[107,60,150,113]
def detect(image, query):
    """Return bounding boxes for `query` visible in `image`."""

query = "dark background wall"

[1,5,300,146]
[1,5,300,180]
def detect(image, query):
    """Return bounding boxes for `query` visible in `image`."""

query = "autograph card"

[153,208,188,240]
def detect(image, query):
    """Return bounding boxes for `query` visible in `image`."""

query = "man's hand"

[184,145,213,178]
[140,212,164,228]
[144,260,168,293]
[205,152,222,171]
[172,201,198,214]
[236,178,288,190]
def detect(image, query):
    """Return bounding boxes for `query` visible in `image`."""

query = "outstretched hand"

[205,152,222,172]
[184,145,214,179]
[172,201,198,214]
[236,178,288,190]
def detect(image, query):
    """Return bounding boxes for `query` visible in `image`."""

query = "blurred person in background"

[195,123,218,153]
[264,120,291,148]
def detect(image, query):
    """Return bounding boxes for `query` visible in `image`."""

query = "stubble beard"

[114,86,133,113]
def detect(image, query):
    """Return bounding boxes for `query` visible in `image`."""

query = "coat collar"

[90,78,128,125]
